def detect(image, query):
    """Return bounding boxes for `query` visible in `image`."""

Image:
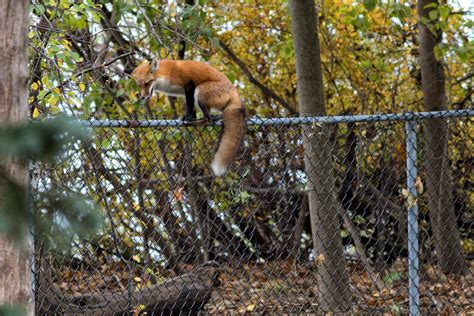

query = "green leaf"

[429,9,438,20]
[354,15,369,31]
[33,4,46,15]
[166,130,182,141]
[0,117,92,160]
[101,138,111,148]
[434,45,444,61]
[227,72,236,83]
[35,188,104,249]
[211,37,221,48]
[363,0,377,11]
[0,175,28,242]
[92,12,102,23]
[70,51,82,62]
[202,26,213,39]
[391,304,402,313]
[390,3,411,20]
[0,305,26,316]
[383,271,401,283]
[456,49,468,62]
[438,5,450,20]
[423,2,438,9]
[361,60,371,70]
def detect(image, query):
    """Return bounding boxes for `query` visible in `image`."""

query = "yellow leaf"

[31,82,39,91]
[48,96,59,106]
[159,47,167,58]
[134,277,141,282]
[32,108,41,119]
[132,255,141,263]
[246,304,256,312]
[406,194,417,208]
[57,59,63,67]
[79,83,86,92]
[401,188,409,198]
[147,94,157,106]
[123,237,133,247]
[402,188,417,208]
[28,31,35,39]
[133,305,146,316]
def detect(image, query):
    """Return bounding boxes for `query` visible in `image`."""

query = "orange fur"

[131,59,246,176]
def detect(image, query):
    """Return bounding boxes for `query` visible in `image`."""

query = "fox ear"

[150,59,159,73]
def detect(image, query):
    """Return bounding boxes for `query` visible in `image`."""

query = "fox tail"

[211,93,245,176]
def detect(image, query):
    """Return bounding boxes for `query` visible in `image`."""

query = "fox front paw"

[181,113,196,122]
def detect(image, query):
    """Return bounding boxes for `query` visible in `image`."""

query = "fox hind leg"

[195,81,232,114]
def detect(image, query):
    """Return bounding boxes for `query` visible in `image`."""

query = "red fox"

[131,59,246,176]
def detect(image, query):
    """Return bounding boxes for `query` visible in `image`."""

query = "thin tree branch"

[39,51,133,104]
[455,72,473,85]
[219,40,298,115]
[133,0,168,57]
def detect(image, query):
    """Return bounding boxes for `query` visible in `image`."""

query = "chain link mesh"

[32,111,473,314]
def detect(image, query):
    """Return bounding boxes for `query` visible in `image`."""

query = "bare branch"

[219,40,298,115]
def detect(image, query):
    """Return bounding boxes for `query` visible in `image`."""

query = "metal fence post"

[405,120,419,316]
[29,161,36,312]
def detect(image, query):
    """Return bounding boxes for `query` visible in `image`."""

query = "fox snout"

[137,83,153,101]
[140,87,149,99]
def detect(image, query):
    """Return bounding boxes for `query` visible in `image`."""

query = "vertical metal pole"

[406,120,419,316]
[29,161,37,314]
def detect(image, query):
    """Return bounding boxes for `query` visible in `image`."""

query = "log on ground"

[39,265,218,315]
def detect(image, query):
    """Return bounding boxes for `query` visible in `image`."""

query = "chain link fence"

[32,110,473,314]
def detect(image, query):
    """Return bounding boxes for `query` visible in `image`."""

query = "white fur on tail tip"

[211,160,227,176]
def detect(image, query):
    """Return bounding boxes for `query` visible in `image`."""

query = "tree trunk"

[0,0,33,314]
[417,0,467,275]
[289,0,351,311]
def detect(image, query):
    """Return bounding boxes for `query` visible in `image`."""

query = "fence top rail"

[80,109,474,128]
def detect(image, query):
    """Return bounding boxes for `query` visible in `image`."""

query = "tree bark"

[289,0,351,311]
[417,0,467,274]
[0,0,33,314]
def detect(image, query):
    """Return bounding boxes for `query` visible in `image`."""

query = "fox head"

[131,59,160,99]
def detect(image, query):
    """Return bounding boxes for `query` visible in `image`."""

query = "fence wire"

[32,110,473,314]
